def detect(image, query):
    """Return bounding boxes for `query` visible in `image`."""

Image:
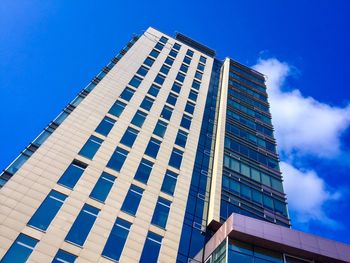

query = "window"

[28,190,67,231]
[129,76,142,88]
[151,197,171,229]
[108,100,126,117]
[1,234,38,263]
[154,42,164,51]
[180,114,192,129]
[192,80,201,90]
[160,105,173,120]
[173,43,181,50]
[107,147,129,172]
[175,130,188,148]
[159,36,168,44]
[183,56,191,65]
[189,89,199,101]
[52,249,77,263]
[185,101,195,115]
[153,120,168,138]
[120,87,135,101]
[148,84,160,97]
[161,170,178,196]
[144,57,155,67]
[121,184,144,215]
[79,136,103,160]
[120,127,139,148]
[186,49,194,57]
[58,160,87,189]
[102,218,131,262]
[169,148,183,169]
[150,49,160,58]
[197,63,205,71]
[131,110,147,128]
[65,204,100,246]
[160,65,170,75]
[165,56,174,66]
[154,74,165,85]
[169,49,178,58]
[140,96,154,111]
[200,55,207,63]
[139,232,163,263]
[89,172,116,203]
[171,82,181,93]
[195,71,203,80]
[134,158,154,184]
[95,117,116,136]
[176,72,185,83]
[145,138,161,158]
[137,66,149,77]
[166,93,178,106]
[180,64,189,73]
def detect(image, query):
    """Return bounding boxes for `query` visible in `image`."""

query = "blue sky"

[1,0,350,244]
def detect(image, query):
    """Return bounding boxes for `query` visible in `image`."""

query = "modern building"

[0,27,349,263]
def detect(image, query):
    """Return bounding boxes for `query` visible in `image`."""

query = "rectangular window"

[166,92,178,106]
[28,190,67,231]
[120,87,135,101]
[151,197,171,229]
[129,75,142,88]
[186,49,194,57]
[159,36,168,44]
[192,80,201,90]
[89,172,116,203]
[183,56,191,65]
[121,184,144,216]
[185,101,195,115]
[160,105,173,120]
[200,55,207,63]
[102,218,131,262]
[79,135,103,160]
[145,138,161,159]
[58,160,87,189]
[139,232,163,263]
[171,82,181,93]
[160,65,170,75]
[154,74,165,85]
[189,89,199,102]
[165,56,174,66]
[169,49,178,58]
[153,120,168,138]
[175,130,188,148]
[150,49,160,58]
[197,63,205,72]
[65,204,100,246]
[144,57,155,67]
[107,147,129,172]
[137,66,149,77]
[195,71,203,80]
[140,96,154,111]
[134,158,154,184]
[148,84,160,97]
[1,234,38,263]
[173,43,181,50]
[169,148,183,169]
[161,170,178,196]
[120,127,139,148]
[154,42,164,51]
[95,116,116,136]
[52,249,77,263]
[176,72,185,83]
[180,114,192,130]
[131,110,147,128]
[108,100,126,117]
[180,64,189,73]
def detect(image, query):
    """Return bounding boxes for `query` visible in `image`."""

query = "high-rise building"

[0,27,349,263]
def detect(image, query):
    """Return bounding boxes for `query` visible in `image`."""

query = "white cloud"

[254,58,350,158]
[281,162,340,227]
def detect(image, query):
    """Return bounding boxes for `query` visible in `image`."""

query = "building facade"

[0,27,349,263]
